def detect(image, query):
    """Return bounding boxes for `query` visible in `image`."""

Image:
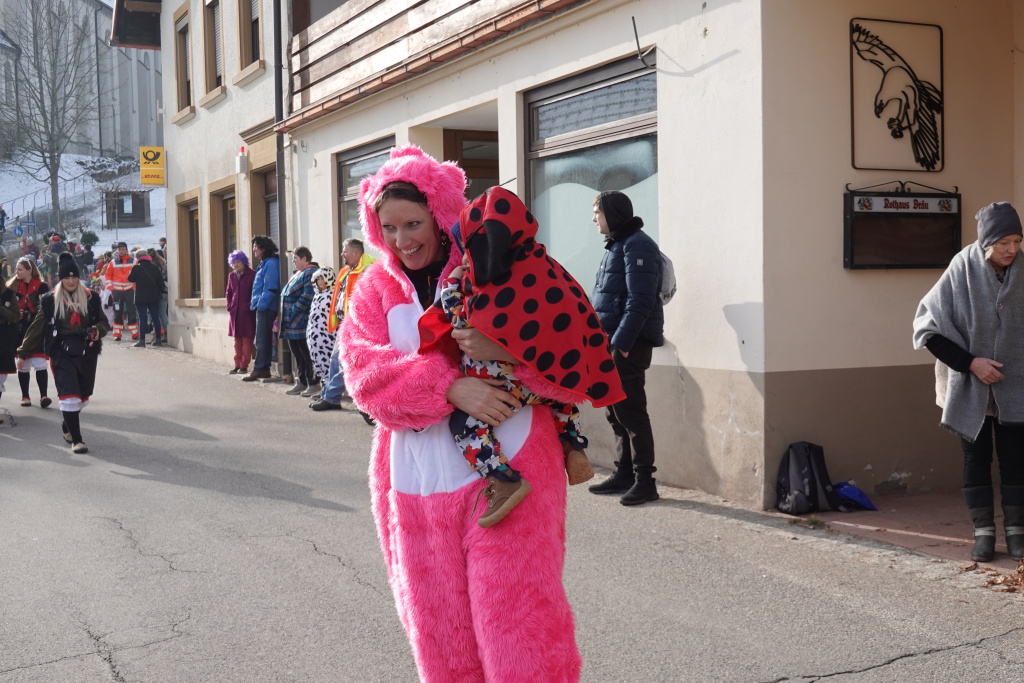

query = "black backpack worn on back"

[776,441,851,514]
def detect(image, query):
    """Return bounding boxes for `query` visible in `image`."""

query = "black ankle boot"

[588,462,635,495]
[620,472,659,506]
[965,486,996,562]
[1001,485,1024,561]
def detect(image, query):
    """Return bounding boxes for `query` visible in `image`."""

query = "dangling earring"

[440,232,451,249]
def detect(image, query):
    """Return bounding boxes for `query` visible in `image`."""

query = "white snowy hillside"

[0,153,167,250]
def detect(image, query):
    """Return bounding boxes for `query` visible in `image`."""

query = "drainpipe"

[272,0,292,380]
[94,7,103,156]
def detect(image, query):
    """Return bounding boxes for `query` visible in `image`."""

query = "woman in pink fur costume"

[339,146,582,682]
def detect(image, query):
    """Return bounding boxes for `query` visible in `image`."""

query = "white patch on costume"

[19,357,47,372]
[387,302,426,354]
[386,292,533,496]
[59,397,87,412]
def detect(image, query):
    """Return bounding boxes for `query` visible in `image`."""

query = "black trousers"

[287,338,316,386]
[605,341,656,474]
[961,416,1024,490]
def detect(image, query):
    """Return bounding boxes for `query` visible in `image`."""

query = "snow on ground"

[0,154,166,251]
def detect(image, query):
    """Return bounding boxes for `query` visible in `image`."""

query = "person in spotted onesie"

[420,187,624,527]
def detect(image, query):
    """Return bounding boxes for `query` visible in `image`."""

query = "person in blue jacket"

[279,246,320,396]
[243,236,281,381]
[587,191,665,506]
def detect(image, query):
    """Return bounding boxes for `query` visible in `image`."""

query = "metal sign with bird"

[850,19,944,172]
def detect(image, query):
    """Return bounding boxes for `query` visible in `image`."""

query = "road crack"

[764,625,1024,681]
[101,517,204,573]
[290,534,386,597]
[0,614,191,679]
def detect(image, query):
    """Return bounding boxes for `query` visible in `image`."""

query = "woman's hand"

[446,376,520,427]
[451,328,516,363]
[970,357,1005,385]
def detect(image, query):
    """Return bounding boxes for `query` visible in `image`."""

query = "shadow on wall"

[722,301,765,393]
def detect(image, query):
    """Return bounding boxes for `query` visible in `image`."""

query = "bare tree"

[0,0,99,229]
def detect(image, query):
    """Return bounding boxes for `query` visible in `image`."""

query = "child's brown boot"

[563,441,594,486]
[477,476,531,528]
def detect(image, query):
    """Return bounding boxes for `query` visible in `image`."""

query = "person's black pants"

[605,341,656,474]
[961,416,1024,490]
[287,338,316,386]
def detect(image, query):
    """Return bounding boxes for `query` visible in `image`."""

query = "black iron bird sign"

[851,20,944,172]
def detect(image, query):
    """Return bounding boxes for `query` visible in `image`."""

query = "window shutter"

[250,0,258,20]
[213,6,222,78]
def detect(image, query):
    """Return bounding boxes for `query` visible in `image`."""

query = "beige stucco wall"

[759,0,1017,503]
[162,0,277,366]
[762,0,1015,373]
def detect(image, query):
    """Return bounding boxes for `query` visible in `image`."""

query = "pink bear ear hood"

[358,145,468,295]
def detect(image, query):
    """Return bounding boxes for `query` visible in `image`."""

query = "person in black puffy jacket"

[587,190,664,506]
[127,249,167,348]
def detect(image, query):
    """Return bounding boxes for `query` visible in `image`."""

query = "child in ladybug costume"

[420,186,625,527]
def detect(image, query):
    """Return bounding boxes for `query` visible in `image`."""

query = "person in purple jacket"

[226,250,257,374]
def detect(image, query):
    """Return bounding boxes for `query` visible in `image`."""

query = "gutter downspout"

[94,7,103,156]
[273,0,292,380]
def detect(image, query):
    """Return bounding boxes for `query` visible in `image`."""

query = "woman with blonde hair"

[8,256,51,408]
[18,254,109,453]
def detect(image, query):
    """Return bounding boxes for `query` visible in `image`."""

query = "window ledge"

[176,297,204,307]
[171,106,196,125]
[232,59,266,87]
[198,85,227,109]
[208,297,227,308]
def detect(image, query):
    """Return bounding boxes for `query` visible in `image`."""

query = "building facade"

[137,0,1024,508]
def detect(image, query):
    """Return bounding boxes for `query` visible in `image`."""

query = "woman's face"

[15,261,30,280]
[378,199,441,270]
[292,252,308,269]
[62,275,79,292]
[231,260,245,273]
[252,244,264,261]
[989,235,1022,270]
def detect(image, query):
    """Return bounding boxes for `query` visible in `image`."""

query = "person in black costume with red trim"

[18,254,109,453]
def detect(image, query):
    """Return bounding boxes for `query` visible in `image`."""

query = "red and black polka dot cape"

[419,187,625,408]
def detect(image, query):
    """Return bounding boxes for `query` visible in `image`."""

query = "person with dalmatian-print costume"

[305,266,337,387]
[420,186,625,527]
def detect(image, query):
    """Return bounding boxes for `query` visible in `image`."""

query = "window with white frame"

[525,57,658,287]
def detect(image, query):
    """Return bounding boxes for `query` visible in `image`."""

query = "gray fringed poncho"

[913,243,1024,441]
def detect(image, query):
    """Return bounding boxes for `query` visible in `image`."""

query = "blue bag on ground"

[834,481,877,511]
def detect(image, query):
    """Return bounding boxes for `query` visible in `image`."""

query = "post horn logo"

[142,149,162,163]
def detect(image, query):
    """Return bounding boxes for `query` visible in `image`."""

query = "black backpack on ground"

[776,441,850,514]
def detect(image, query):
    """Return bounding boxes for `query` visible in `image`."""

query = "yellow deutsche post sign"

[140,147,166,186]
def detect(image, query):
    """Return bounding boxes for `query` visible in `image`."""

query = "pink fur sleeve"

[340,269,462,431]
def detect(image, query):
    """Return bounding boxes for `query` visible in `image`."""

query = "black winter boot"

[620,471,659,506]
[1001,485,1024,561]
[964,486,996,562]
[588,462,635,495]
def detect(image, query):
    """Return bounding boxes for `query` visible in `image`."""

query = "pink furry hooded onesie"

[339,146,582,683]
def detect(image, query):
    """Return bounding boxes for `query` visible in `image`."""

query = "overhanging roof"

[110,0,161,50]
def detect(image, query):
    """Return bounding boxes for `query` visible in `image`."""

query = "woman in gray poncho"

[913,201,1024,563]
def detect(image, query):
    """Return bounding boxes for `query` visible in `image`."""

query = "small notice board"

[844,189,961,269]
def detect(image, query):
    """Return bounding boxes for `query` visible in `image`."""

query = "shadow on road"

[87,411,218,441]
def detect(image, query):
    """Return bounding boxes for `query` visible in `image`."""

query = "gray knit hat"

[976,202,1023,249]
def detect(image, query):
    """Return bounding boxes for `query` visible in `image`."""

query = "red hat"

[52,235,60,242]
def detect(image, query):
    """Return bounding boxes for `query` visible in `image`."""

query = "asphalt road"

[1,343,1022,682]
